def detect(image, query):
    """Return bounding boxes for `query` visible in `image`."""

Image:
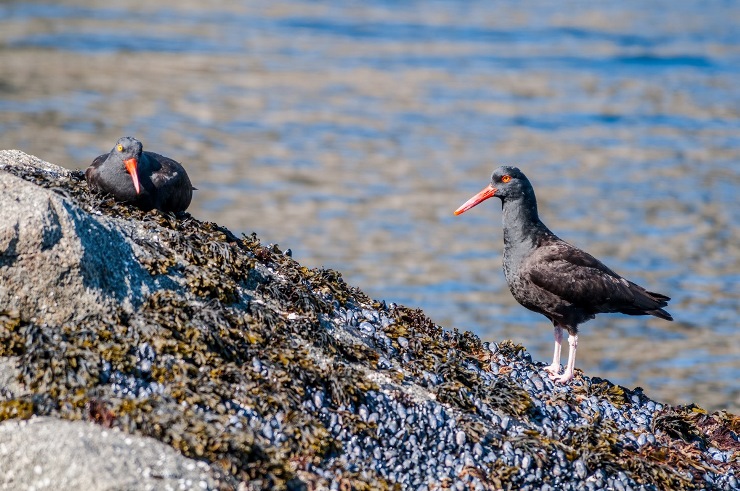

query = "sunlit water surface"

[0,0,738,411]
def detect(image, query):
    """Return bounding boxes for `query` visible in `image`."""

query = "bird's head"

[111,136,144,194]
[454,166,531,215]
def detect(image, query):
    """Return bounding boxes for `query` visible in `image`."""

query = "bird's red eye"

[502,175,511,183]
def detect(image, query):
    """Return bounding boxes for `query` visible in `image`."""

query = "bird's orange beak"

[123,158,141,195]
[454,184,496,215]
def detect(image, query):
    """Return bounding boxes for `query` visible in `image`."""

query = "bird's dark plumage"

[86,136,193,212]
[455,165,672,382]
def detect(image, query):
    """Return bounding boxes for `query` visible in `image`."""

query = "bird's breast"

[502,238,535,279]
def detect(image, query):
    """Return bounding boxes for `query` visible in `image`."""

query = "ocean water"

[0,0,738,411]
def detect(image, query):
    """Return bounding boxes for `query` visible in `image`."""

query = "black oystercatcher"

[86,136,193,212]
[454,166,672,383]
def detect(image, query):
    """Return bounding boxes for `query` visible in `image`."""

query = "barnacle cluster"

[0,162,737,490]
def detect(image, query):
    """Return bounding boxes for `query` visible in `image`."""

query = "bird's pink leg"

[550,334,578,384]
[543,325,563,375]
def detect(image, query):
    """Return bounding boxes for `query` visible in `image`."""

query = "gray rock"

[0,417,216,490]
[0,357,25,399]
[0,150,71,177]
[0,151,175,325]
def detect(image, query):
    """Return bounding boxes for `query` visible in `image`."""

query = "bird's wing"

[88,153,107,169]
[145,152,193,212]
[524,242,636,308]
[147,154,181,188]
[84,154,108,191]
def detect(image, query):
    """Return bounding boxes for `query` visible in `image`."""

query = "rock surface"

[0,151,738,490]
[0,151,170,324]
[0,417,215,491]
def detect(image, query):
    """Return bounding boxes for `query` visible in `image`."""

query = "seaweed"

[0,397,34,421]
[653,405,705,443]
[574,376,629,407]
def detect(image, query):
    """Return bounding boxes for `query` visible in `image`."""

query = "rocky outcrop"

[0,150,177,324]
[0,151,737,491]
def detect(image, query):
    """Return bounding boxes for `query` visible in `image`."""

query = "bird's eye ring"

[502,175,511,183]
[116,144,124,152]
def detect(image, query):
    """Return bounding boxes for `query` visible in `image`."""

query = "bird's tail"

[622,285,673,321]
[646,291,670,303]
[644,290,672,321]
[645,307,673,321]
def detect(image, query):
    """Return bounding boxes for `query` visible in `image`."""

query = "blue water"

[0,0,738,411]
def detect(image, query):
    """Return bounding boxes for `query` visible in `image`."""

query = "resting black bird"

[454,166,672,383]
[86,136,193,212]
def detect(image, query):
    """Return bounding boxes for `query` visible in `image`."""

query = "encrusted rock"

[0,151,737,491]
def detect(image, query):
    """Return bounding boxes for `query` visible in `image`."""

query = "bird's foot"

[548,370,574,384]
[542,363,561,375]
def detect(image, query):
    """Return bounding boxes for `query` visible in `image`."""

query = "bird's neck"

[501,194,548,250]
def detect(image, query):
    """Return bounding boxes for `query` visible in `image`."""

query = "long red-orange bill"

[454,184,496,215]
[124,158,141,195]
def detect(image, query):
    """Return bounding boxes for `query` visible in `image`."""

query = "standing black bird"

[86,136,193,212]
[454,166,672,383]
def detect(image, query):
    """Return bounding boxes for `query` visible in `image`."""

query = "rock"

[0,151,735,491]
[0,417,216,490]
[0,150,70,177]
[0,150,172,324]
[0,357,25,399]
